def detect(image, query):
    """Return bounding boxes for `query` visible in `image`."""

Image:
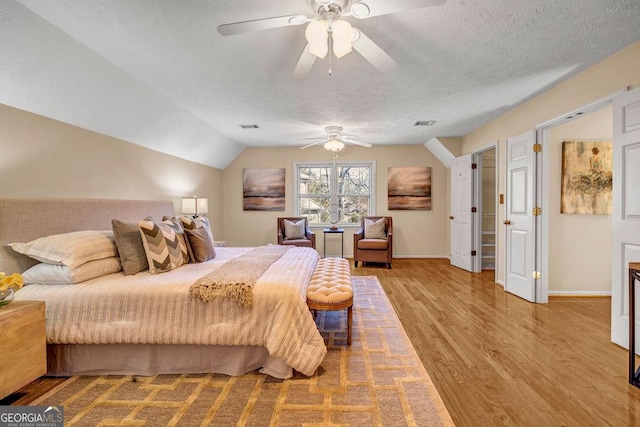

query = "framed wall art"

[243,168,285,211]
[561,140,612,214]
[388,166,432,210]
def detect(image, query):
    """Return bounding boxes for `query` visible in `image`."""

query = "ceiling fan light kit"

[217,0,447,78]
[324,139,345,152]
[300,125,372,152]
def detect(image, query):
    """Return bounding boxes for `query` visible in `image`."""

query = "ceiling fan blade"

[343,137,372,148]
[352,29,397,73]
[292,44,317,79]
[218,14,309,36]
[301,139,328,149]
[349,0,446,19]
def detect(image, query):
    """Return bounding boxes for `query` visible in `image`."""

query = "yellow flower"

[0,273,23,292]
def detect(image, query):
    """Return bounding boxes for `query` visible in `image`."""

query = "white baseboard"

[495,280,505,287]
[548,290,611,297]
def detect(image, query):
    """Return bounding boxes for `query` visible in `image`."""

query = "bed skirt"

[46,344,293,379]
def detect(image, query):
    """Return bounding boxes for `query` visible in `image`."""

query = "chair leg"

[354,261,358,267]
[387,263,392,269]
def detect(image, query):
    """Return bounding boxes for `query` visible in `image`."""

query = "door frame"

[472,142,498,281]
[534,88,627,303]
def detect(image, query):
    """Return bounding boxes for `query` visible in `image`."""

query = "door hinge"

[532,271,541,280]
[471,250,477,256]
[533,143,542,153]
[533,207,541,216]
[471,163,477,169]
[471,207,477,213]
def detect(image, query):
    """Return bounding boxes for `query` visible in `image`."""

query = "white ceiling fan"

[217,0,446,79]
[300,126,372,151]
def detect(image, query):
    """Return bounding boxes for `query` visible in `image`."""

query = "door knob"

[503,220,511,225]
[449,216,454,220]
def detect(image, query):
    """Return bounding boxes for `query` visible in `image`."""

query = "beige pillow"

[284,219,305,240]
[23,257,122,285]
[364,218,386,239]
[8,230,118,269]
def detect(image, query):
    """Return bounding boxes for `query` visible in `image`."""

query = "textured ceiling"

[1,0,640,168]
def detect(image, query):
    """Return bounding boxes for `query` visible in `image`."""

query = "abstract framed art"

[387,166,432,210]
[561,140,613,214]
[243,168,285,211]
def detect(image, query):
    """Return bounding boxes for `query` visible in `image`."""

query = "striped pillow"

[8,230,117,269]
[138,219,190,274]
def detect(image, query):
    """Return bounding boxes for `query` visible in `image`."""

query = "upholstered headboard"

[0,198,174,274]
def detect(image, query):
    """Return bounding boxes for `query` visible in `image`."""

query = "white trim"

[548,290,611,297]
[293,160,376,225]
[496,280,505,287]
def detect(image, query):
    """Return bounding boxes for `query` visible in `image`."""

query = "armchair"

[277,217,316,249]
[353,216,392,268]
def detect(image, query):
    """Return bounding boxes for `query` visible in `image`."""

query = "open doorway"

[545,107,613,296]
[472,145,498,278]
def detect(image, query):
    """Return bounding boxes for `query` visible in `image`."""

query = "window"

[294,161,375,227]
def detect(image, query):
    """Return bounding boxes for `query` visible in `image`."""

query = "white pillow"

[364,218,386,239]
[22,257,122,285]
[284,219,305,240]
[8,230,118,269]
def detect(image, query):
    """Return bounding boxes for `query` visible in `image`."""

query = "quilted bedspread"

[16,246,326,376]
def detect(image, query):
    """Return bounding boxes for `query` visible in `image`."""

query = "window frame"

[293,160,376,228]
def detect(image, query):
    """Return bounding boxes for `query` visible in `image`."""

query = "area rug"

[32,276,453,426]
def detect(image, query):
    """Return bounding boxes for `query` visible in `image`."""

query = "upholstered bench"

[307,257,353,345]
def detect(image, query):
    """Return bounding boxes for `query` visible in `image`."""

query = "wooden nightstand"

[0,301,47,400]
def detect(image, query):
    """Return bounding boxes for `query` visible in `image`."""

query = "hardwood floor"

[7,258,640,425]
[356,258,640,426]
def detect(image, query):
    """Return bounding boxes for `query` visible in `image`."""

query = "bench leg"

[347,305,352,345]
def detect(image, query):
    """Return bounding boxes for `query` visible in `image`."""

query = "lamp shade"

[331,20,354,58]
[182,197,208,215]
[305,20,329,58]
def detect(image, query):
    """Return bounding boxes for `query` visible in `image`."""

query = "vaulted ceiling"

[2,0,639,168]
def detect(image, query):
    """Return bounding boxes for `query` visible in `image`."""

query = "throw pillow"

[284,219,305,240]
[112,217,153,275]
[185,227,216,263]
[23,257,122,285]
[138,219,190,274]
[179,215,216,262]
[364,218,386,239]
[8,230,118,269]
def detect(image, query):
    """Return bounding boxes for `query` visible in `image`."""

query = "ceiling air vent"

[239,124,259,129]
[414,120,436,126]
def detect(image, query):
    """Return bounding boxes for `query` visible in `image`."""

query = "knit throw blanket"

[190,245,290,307]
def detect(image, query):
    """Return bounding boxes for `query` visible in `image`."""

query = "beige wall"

[460,41,640,285]
[0,103,225,239]
[223,144,453,258]
[548,107,612,293]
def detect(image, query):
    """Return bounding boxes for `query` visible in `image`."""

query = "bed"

[0,198,326,379]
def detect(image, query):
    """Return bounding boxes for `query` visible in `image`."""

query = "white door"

[450,154,473,271]
[505,130,537,302]
[611,87,640,348]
